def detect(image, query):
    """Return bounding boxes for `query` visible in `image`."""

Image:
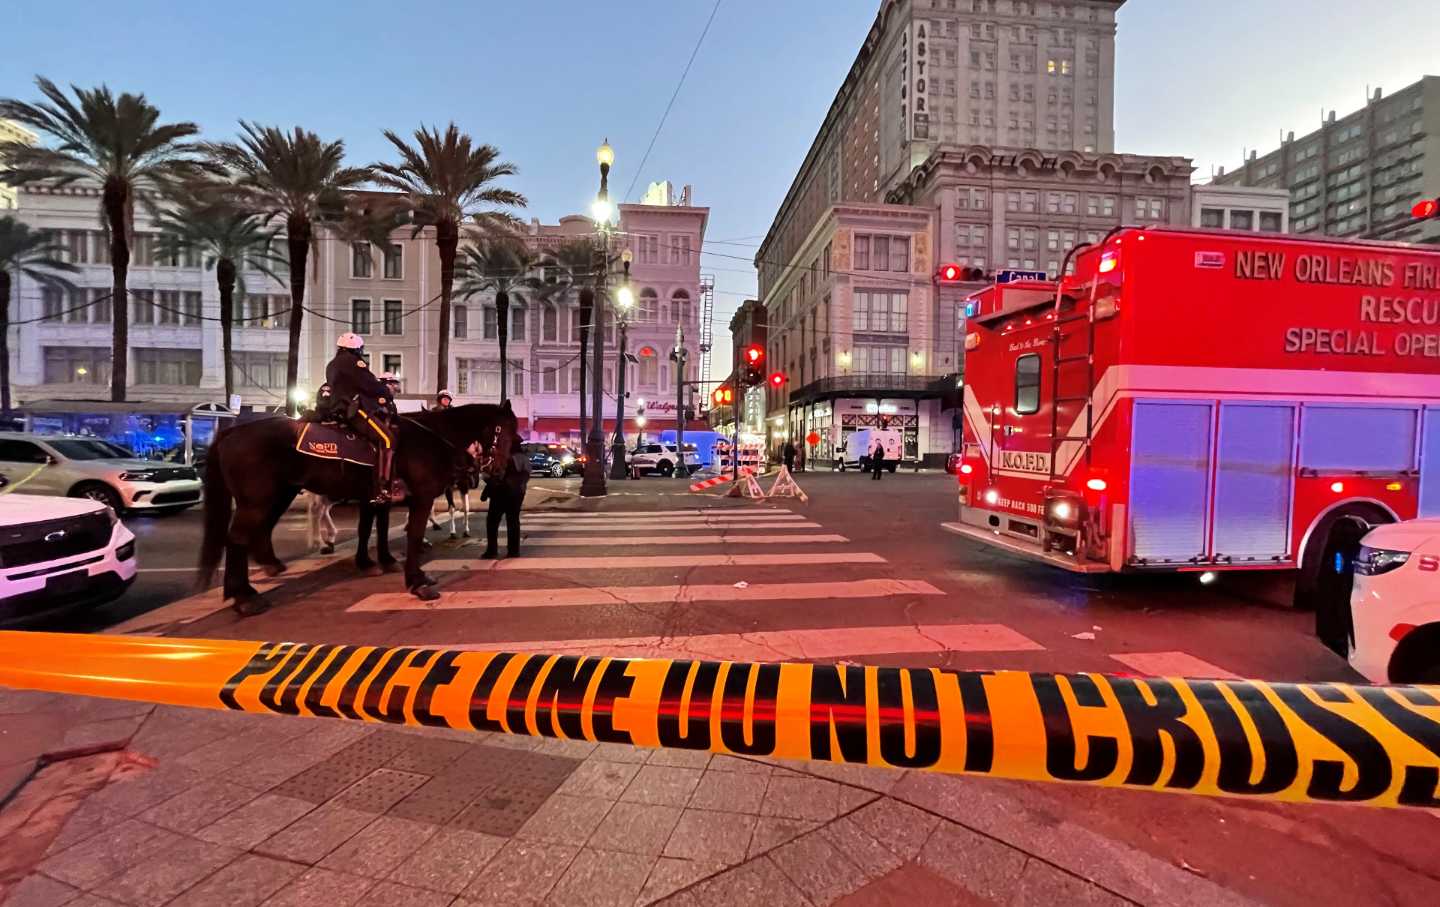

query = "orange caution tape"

[1,631,1438,808]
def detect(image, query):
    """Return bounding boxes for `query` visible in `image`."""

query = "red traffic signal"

[711,385,734,406]
[1414,198,1440,220]
[743,344,764,365]
[768,372,787,388]
[937,263,985,285]
[938,263,962,282]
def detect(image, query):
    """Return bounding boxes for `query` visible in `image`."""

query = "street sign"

[996,269,1047,284]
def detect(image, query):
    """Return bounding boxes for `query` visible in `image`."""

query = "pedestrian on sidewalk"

[870,439,885,481]
[480,442,532,559]
[783,439,797,472]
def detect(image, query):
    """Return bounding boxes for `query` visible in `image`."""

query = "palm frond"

[0,215,80,290]
[371,123,526,231]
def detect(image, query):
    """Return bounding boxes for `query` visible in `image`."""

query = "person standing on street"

[480,430,532,560]
[783,439,797,472]
[870,439,885,481]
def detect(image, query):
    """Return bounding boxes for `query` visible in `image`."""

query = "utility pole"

[732,339,740,484]
[580,241,609,496]
[609,252,634,480]
[672,324,688,478]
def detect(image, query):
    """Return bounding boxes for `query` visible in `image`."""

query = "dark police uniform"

[324,349,396,501]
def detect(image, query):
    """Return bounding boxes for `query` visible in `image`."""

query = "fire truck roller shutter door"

[1129,402,1214,565]
[1212,404,1297,562]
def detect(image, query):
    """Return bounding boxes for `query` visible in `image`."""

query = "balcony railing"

[789,373,942,399]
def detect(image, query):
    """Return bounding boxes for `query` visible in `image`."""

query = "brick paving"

[0,690,1265,906]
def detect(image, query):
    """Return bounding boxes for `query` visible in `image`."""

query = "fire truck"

[946,226,1440,639]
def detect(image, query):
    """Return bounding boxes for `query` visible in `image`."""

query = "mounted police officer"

[433,389,453,411]
[325,332,397,504]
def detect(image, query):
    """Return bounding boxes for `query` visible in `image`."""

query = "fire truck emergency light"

[1413,198,1440,220]
[1085,478,1107,492]
[1098,251,1119,273]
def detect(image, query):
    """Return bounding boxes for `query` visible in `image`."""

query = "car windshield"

[46,439,135,460]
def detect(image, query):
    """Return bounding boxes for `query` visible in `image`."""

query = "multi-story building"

[0,119,39,210]
[1214,77,1439,244]
[9,184,708,446]
[1190,185,1290,233]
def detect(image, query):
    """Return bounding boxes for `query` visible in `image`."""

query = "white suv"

[628,443,698,477]
[0,433,202,514]
[0,482,138,626]
[1348,520,1440,684]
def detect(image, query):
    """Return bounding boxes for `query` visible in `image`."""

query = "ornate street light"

[610,251,635,479]
[580,140,615,497]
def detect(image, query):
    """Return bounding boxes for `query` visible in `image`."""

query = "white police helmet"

[437,389,453,401]
[337,332,364,350]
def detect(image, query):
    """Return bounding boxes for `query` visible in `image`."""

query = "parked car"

[0,433,202,514]
[628,443,698,477]
[522,442,582,478]
[0,475,138,627]
[1348,519,1440,684]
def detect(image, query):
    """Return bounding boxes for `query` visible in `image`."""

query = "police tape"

[2,630,1438,809]
[689,468,750,493]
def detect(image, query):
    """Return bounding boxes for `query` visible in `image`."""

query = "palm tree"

[455,239,543,401]
[538,239,598,436]
[152,194,284,399]
[0,77,206,401]
[371,124,525,393]
[0,217,77,414]
[202,124,372,411]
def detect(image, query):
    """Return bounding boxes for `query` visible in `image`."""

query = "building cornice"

[885,144,1195,203]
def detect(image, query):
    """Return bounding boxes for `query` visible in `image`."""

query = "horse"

[429,449,482,539]
[199,402,516,614]
[306,492,339,554]
[307,494,403,575]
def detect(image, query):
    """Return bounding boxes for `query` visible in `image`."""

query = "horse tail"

[196,432,232,589]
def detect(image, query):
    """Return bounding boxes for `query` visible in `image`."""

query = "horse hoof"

[462,530,471,538]
[319,544,336,555]
[420,572,439,587]
[421,539,433,550]
[480,549,498,560]
[449,532,458,540]
[360,564,383,577]
[410,583,441,602]
[231,594,271,616]
[381,560,402,575]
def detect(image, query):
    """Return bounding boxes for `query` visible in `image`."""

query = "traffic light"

[937,263,986,285]
[1414,198,1440,220]
[768,372,787,389]
[742,344,765,387]
[711,385,734,407]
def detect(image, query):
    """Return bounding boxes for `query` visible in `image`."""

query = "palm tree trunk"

[285,213,311,415]
[578,289,590,440]
[217,257,236,400]
[0,270,11,416]
[103,177,130,402]
[435,219,459,394]
[496,288,509,402]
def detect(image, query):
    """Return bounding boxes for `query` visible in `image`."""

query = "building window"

[1015,354,1041,414]
[639,288,659,323]
[1230,210,1254,230]
[455,304,469,339]
[41,287,63,322]
[351,299,372,335]
[64,288,87,324]
[234,351,289,389]
[351,243,373,278]
[672,289,692,323]
[1259,211,1284,233]
[383,299,403,335]
[131,233,155,267]
[383,244,403,279]
[852,291,908,334]
[871,236,889,271]
[381,353,402,378]
[482,305,496,340]
[543,304,558,341]
[132,290,154,325]
[135,348,202,386]
[43,346,110,385]
[854,236,870,270]
[90,288,111,323]
[511,302,526,341]
[91,231,111,264]
[1200,207,1225,228]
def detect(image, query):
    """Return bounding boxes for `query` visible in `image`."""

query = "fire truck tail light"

[1386,481,1404,492]
[960,463,974,475]
[1330,481,1345,493]
[1086,478,1107,492]
[983,488,1000,505]
[965,332,981,351]
[1094,298,1119,320]
[1098,251,1119,273]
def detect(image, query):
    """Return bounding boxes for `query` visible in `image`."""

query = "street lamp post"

[580,140,615,497]
[610,252,634,479]
[671,324,689,479]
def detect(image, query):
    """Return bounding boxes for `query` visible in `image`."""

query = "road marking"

[435,623,1044,661]
[521,509,797,519]
[522,521,824,533]
[422,552,888,572]
[521,534,849,547]
[1108,651,1242,680]
[348,578,942,613]
[521,513,811,524]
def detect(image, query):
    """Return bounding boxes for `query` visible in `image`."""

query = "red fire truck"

[946,226,1440,635]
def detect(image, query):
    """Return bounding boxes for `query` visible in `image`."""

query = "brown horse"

[198,402,517,614]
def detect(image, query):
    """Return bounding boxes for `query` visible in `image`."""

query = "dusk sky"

[4,0,1438,370]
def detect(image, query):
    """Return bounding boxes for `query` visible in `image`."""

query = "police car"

[1348,520,1440,684]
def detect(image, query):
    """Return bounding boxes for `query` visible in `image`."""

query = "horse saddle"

[295,422,377,468]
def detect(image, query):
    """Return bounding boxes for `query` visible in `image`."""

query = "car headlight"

[104,506,119,527]
[561,455,575,464]
[120,471,158,482]
[1354,546,1410,576]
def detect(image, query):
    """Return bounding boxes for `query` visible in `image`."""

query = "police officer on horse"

[325,333,397,504]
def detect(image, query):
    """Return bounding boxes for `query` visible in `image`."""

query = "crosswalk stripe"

[522,521,823,533]
[437,623,1044,661]
[422,552,888,571]
[1108,651,1241,680]
[525,509,798,519]
[522,514,812,525]
[521,533,848,546]
[348,578,943,613]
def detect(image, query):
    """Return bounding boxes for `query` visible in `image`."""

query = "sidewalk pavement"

[0,689,1254,907]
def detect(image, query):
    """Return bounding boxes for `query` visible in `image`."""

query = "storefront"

[19,400,236,466]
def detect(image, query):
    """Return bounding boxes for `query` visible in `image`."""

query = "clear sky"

[4,0,1438,375]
